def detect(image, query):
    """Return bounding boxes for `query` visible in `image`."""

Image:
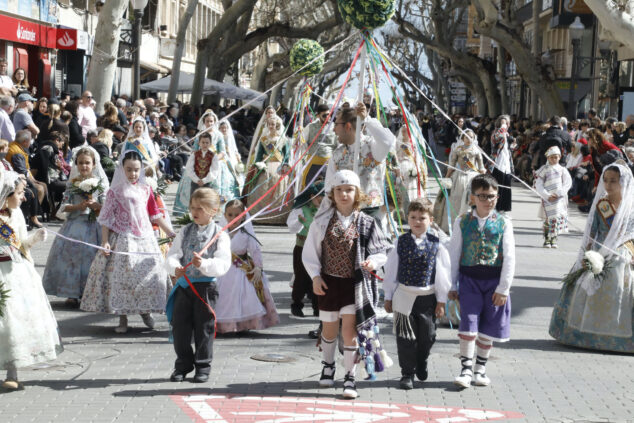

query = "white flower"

[146,177,158,192]
[584,250,605,275]
[78,177,100,192]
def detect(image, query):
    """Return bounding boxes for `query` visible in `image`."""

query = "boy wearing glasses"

[447,174,515,389]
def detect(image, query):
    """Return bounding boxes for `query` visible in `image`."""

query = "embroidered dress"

[394,138,426,214]
[330,141,385,208]
[214,136,240,202]
[535,163,572,239]
[300,120,337,188]
[215,229,279,332]
[0,210,62,369]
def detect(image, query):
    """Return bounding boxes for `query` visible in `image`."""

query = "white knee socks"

[321,336,336,364]
[475,336,493,374]
[343,346,357,376]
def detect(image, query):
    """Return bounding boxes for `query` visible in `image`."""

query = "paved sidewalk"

[2,183,633,423]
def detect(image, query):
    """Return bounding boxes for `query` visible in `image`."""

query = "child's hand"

[448,290,459,300]
[312,276,328,295]
[252,267,262,284]
[101,242,111,256]
[361,259,375,272]
[492,292,508,306]
[548,194,558,202]
[298,214,306,223]
[384,300,392,313]
[435,302,445,318]
[174,267,187,278]
[197,180,204,186]
[192,252,203,268]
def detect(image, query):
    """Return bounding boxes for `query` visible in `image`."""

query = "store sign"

[0,13,56,48]
[56,28,76,50]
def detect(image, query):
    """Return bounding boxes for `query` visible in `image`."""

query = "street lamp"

[567,17,584,119]
[131,0,149,100]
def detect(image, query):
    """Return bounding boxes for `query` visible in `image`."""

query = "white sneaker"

[454,373,472,389]
[473,372,491,386]
[342,373,357,399]
[141,313,155,329]
[319,361,335,387]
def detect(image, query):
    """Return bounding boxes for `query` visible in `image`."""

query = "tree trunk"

[167,0,199,104]
[499,47,509,114]
[454,68,488,117]
[191,46,210,106]
[531,0,542,118]
[85,0,129,115]
[585,0,634,50]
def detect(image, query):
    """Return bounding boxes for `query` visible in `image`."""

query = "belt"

[0,255,12,262]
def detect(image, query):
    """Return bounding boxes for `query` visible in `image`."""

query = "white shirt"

[184,150,220,184]
[302,210,387,280]
[165,223,231,278]
[0,75,13,89]
[448,210,515,296]
[0,108,15,142]
[77,104,97,138]
[383,232,451,303]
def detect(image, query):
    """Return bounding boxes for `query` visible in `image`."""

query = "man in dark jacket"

[537,115,572,168]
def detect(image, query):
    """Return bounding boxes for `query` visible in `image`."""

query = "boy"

[383,198,451,390]
[448,174,515,388]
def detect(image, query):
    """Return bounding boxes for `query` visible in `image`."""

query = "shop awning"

[141,61,171,75]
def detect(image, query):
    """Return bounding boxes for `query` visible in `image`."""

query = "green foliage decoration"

[337,0,396,30]
[290,39,325,77]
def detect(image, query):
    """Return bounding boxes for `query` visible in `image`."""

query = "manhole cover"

[251,353,296,363]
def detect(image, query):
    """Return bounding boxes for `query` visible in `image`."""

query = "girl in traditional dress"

[42,147,109,306]
[441,129,486,233]
[549,163,633,353]
[215,199,279,333]
[125,117,160,165]
[303,170,392,399]
[81,150,175,333]
[218,119,244,196]
[489,115,513,213]
[243,117,291,224]
[535,146,572,248]
[0,171,62,390]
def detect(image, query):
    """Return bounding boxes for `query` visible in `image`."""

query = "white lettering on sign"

[16,24,36,42]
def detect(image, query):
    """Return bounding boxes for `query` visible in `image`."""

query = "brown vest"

[321,212,358,278]
[194,150,214,179]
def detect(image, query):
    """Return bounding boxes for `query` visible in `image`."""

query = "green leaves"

[0,280,9,318]
[290,39,325,77]
[337,0,395,30]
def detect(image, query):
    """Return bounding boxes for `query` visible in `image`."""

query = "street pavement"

[2,181,633,423]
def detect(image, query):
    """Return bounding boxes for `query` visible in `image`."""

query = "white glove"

[255,161,266,171]
[33,228,47,244]
[252,267,263,284]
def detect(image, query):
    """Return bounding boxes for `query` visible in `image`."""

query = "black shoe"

[291,303,305,317]
[308,329,319,339]
[342,373,358,399]
[318,361,335,387]
[416,363,428,381]
[170,370,188,382]
[192,372,209,383]
[399,375,414,390]
[313,308,319,317]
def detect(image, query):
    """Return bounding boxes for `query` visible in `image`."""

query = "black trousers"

[171,282,218,375]
[291,245,317,312]
[396,294,437,377]
[21,181,40,221]
[492,167,512,212]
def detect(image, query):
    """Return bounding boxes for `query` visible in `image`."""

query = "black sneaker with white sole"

[319,361,335,387]
[342,373,357,399]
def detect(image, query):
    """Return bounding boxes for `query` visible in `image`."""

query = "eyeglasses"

[84,95,93,99]
[476,194,499,201]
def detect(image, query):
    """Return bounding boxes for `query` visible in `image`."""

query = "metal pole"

[353,45,367,175]
[133,9,144,101]
[567,39,579,120]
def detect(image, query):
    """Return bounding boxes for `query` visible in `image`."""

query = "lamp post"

[567,17,584,120]
[131,0,149,101]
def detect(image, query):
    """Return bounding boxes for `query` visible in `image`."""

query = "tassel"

[360,365,369,380]
[371,339,380,349]
[366,330,374,339]
[373,325,380,334]
[365,356,376,381]
[379,349,393,368]
[358,346,366,356]
[374,352,384,372]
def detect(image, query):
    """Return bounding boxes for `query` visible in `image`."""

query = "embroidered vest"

[194,150,214,179]
[459,212,505,267]
[396,231,439,287]
[179,222,220,280]
[321,212,358,278]
[296,204,317,247]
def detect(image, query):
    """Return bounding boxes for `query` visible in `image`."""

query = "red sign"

[170,394,524,422]
[0,13,56,48]
[56,28,77,50]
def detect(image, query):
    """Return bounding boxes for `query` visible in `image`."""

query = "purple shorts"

[458,272,511,341]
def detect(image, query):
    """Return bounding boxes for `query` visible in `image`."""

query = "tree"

[585,0,634,55]
[167,0,200,104]
[85,0,129,114]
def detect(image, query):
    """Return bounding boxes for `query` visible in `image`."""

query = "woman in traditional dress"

[218,119,244,195]
[549,162,633,353]
[394,125,427,218]
[125,116,160,165]
[243,116,291,224]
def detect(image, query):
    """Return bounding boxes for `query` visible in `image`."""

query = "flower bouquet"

[0,280,9,318]
[562,250,613,287]
[70,177,105,221]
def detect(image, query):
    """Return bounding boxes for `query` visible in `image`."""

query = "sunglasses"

[84,95,93,99]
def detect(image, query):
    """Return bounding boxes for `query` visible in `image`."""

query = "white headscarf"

[0,171,22,209]
[247,107,284,168]
[126,116,159,165]
[218,119,240,168]
[68,145,109,190]
[197,109,218,132]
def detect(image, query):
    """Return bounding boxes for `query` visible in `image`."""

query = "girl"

[302,170,392,399]
[0,172,61,390]
[81,150,175,333]
[215,199,279,333]
[218,119,243,197]
[165,188,231,383]
[549,163,633,353]
[125,117,160,165]
[535,146,572,248]
[42,147,109,306]
[394,125,427,217]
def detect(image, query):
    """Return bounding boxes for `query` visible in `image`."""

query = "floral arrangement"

[70,177,105,221]
[0,280,9,318]
[562,250,613,287]
[290,39,325,77]
[337,0,395,30]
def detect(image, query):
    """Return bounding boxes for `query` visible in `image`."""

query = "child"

[184,132,221,198]
[448,173,515,389]
[81,150,175,333]
[214,200,279,333]
[165,188,232,382]
[43,147,109,306]
[535,146,572,248]
[0,172,62,390]
[383,198,451,390]
[303,170,392,400]
[286,181,324,318]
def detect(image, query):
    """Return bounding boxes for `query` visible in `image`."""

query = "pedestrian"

[535,146,572,248]
[489,115,513,214]
[549,163,633,353]
[42,147,108,306]
[286,181,324,320]
[77,91,97,139]
[0,171,62,391]
[214,199,279,333]
[80,150,175,333]
[303,170,392,399]
[164,187,231,383]
[383,197,451,390]
[448,173,515,389]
